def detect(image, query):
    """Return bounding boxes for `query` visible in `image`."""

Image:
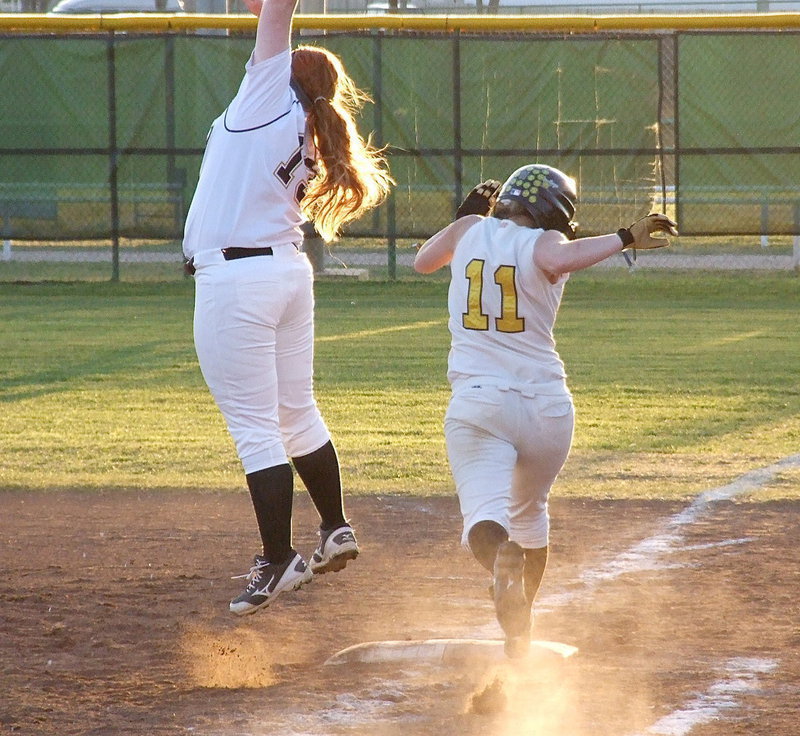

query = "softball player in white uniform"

[414,165,676,656]
[183,0,391,616]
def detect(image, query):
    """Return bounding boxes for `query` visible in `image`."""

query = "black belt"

[183,247,274,276]
[222,247,273,260]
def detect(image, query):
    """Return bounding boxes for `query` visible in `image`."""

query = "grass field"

[1,272,798,499]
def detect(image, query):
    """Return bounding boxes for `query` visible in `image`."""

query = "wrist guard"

[617,228,635,249]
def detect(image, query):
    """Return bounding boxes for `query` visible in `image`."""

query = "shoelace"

[231,560,268,582]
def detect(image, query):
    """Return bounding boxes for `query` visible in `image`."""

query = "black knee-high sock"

[467,520,509,572]
[291,440,347,531]
[245,464,294,563]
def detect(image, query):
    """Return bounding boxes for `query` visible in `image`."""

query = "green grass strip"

[1,273,798,499]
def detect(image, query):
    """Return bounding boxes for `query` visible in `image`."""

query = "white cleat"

[310,524,360,575]
[229,551,312,616]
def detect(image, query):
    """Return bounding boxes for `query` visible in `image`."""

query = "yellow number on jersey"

[462,258,489,330]
[462,259,525,333]
[494,264,525,333]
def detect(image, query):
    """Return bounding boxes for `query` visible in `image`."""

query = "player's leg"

[193,258,290,472]
[492,539,529,657]
[509,393,573,566]
[193,256,312,615]
[292,440,346,530]
[467,519,508,572]
[504,393,574,652]
[292,441,359,574]
[445,385,531,655]
[276,252,359,574]
[522,546,549,605]
[444,390,517,571]
[445,385,515,561]
[246,464,294,564]
[230,462,313,616]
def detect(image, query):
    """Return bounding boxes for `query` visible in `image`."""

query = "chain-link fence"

[1,27,798,280]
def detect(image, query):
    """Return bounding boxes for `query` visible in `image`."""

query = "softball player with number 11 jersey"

[415,165,677,657]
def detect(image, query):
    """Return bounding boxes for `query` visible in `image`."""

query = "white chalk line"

[681,537,754,552]
[540,454,794,736]
[632,657,778,736]
[538,452,800,611]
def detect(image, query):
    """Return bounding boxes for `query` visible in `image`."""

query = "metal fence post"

[107,33,120,282]
[673,32,682,238]
[387,192,396,280]
[452,30,462,214]
[372,31,395,279]
[165,34,178,228]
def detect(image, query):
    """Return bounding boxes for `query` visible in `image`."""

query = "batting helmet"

[496,164,577,227]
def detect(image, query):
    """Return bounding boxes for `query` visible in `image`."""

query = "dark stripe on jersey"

[223,100,301,134]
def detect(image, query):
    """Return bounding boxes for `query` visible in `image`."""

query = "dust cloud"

[179,622,278,689]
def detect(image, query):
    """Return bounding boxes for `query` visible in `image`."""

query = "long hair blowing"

[291,46,393,242]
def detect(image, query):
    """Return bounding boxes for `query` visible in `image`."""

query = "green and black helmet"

[496,164,577,229]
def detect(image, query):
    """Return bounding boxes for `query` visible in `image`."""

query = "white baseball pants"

[444,383,574,550]
[192,245,331,474]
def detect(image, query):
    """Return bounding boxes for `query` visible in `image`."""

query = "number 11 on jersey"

[462,258,525,334]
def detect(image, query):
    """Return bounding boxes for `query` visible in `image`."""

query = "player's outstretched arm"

[243,0,299,64]
[534,213,677,278]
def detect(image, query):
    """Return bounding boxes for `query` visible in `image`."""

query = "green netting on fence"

[0,29,798,247]
[676,33,800,235]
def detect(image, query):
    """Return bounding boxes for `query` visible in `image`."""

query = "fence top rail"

[2,12,800,33]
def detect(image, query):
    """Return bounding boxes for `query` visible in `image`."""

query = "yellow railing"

[1,12,800,33]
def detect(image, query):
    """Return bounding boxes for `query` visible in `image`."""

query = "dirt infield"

[2,489,798,736]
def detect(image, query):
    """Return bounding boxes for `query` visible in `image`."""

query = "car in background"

[457,0,800,12]
[366,1,422,12]
[49,0,183,12]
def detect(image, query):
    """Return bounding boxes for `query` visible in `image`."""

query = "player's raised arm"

[414,216,482,273]
[243,0,299,64]
[414,180,501,273]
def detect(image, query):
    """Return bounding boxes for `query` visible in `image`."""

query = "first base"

[324,638,577,666]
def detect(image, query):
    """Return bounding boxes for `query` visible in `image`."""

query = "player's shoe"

[229,551,312,616]
[309,524,360,575]
[493,541,531,659]
[504,611,533,659]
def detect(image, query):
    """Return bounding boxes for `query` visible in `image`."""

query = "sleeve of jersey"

[225,49,294,131]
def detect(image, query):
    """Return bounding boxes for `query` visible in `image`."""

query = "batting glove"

[455,179,502,219]
[619,213,678,250]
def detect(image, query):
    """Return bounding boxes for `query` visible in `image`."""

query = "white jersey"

[446,217,570,391]
[182,49,315,260]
